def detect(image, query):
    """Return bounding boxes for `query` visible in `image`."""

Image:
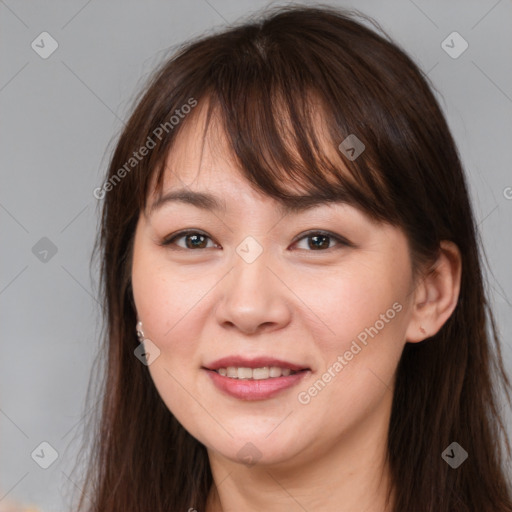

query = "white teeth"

[252,367,269,380]
[226,367,238,378]
[237,367,253,379]
[214,366,300,379]
[269,366,283,377]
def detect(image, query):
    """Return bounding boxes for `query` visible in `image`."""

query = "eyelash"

[158,229,352,252]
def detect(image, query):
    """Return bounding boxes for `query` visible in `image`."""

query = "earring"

[136,320,145,341]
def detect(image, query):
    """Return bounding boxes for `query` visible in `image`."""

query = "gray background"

[1,0,511,510]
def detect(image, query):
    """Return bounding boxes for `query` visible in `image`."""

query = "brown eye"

[305,233,331,250]
[160,230,218,250]
[293,231,350,251]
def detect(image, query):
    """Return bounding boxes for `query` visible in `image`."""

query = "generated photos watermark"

[93,97,197,200]
[297,301,403,405]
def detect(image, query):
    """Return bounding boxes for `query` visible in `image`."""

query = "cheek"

[294,258,409,410]
[293,300,406,446]
[132,265,203,358]
[295,259,406,354]
[132,236,203,344]
[131,257,206,426]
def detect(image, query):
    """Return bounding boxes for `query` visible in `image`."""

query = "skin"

[131,104,462,512]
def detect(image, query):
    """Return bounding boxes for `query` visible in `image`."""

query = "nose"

[214,249,292,335]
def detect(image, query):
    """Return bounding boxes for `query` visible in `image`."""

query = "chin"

[203,430,303,467]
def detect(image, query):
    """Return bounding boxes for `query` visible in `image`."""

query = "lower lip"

[204,369,310,400]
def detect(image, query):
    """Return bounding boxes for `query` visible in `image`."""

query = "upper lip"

[204,356,310,372]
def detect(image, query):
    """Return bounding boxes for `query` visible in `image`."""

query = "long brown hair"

[72,5,512,511]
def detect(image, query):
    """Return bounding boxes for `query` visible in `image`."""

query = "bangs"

[129,6,441,237]
[145,85,399,225]
[137,28,407,225]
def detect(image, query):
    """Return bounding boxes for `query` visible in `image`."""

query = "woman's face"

[131,108,418,469]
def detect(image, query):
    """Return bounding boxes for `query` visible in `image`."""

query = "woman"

[75,5,512,511]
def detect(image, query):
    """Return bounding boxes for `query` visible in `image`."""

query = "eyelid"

[158,228,353,251]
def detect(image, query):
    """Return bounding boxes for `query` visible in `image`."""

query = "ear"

[405,240,462,343]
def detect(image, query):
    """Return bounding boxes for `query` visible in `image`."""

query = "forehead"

[148,144,363,221]
[141,92,401,235]
[147,98,358,214]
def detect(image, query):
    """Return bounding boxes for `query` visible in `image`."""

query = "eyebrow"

[148,188,348,216]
